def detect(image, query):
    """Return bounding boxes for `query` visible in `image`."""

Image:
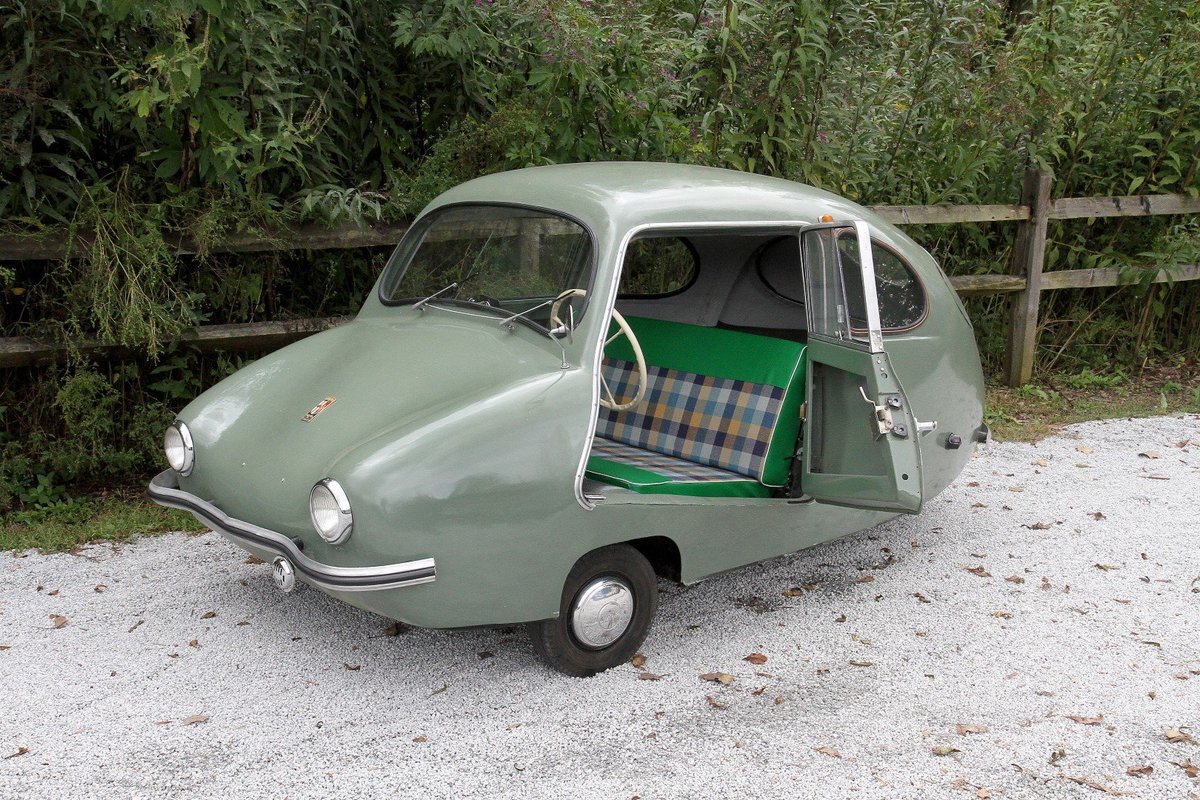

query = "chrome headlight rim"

[164,420,195,477]
[309,478,353,545]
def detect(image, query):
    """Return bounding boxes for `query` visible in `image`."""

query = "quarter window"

[618,237,698,297]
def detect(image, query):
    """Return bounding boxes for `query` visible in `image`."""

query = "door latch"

[859,387,907,438]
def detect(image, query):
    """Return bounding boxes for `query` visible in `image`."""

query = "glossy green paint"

[169,163,985,629]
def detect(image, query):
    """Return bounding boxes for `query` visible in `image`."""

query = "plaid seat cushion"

[586,437,771,498]
[596,359,786,481]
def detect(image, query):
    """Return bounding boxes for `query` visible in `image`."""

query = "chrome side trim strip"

[147,470,435,592]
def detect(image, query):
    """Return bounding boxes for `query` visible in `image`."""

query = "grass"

[986,367,1200,443]
[0,490,204,554]
[3,369,1197,554]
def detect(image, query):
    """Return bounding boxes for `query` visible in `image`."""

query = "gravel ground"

[2,414,1198,799]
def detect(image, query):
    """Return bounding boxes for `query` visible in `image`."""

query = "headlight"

[309,478,353,545]
[164,421,195,476]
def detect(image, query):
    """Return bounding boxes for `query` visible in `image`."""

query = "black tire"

[529,544,658,677]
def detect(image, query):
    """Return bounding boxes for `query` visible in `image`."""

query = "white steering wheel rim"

[551,289,648,412]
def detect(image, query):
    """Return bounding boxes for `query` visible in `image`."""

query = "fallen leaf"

[751,686,766,696]
[932,745,960,756]
[1050,747,1067,764]
[705,695,726,709]
[773,694,784,705]
[1094,563,1120,571]
[382,622,407,636]
[992,610,1013,619]
[1024,521,1051,530]
[1008,486,1025,493]
[631,653,646,670]
[782,587,805,597]
[638,672,665,681]
[977,789,991,799]
[200,611,216,619]
[48,589,59,596]
[1170,760,1199,778]
[94,584,107,593]
[849,660,874,667]
[1067,714,1104,725]
[855,575,875,584]
[153,720,171,726]
[813,746,841,758]
[743,653,767,665]
[965,566,992,578]
[971,502,987,508]
[1040,577,1052,590]
[1065,775,1122,795]
[244,555,266,564]
[236,620,250,626]
[1076,445,1094,454]
[700,672,733,685]
[956,723,988,735]
[1166,728,1197,745]
[1032,458,1048,466]
[967,481,980,487]
[343,663,361,671]
[0,645,9,651]
[3,746,29,759]
[1091,512,1106,520]
[431,684,448,696]
[181,715,208,725]
[1126,765,1153,777]
[412,735,427,743]
[50,614,68,629]
[834,614,847,623]
[1137,451,1159,459]
[913,592,931,603]
[189,639,199,648]
[477,651,495,660]
[1175,439,1191,448]
[1005,574,1025,584]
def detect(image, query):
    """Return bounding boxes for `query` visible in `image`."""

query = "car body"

[149,163,986,675]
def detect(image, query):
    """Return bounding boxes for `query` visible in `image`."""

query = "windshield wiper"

[497,295,561,332]
[412,282,458,311]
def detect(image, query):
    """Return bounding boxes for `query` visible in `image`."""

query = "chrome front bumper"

[148,470,436,592]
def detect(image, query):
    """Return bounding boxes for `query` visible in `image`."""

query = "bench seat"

[586,437,772,498]
[585,316,806,498]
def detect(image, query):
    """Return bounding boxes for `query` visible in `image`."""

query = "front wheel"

[529,544,658,677]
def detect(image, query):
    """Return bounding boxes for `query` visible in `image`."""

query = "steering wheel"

[550,289,648,412]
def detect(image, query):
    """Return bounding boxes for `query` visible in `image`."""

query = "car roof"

[426,162,907,244]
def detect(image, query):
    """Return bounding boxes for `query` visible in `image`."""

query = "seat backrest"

[597,316,806,487]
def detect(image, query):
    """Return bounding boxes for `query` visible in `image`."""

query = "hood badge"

[302,396,337,422]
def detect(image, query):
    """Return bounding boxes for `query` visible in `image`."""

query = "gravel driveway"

[2,415,1198,799]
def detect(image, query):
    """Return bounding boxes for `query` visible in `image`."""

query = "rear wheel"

[529,544,658,677]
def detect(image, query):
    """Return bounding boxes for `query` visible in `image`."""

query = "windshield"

[380,205,593,328]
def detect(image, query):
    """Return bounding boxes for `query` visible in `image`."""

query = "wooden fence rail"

[2,169,1198,383]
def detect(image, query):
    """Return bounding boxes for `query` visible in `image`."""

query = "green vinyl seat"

[586,316,807,498]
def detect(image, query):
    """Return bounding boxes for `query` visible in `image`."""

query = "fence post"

[1004,168,1053,387]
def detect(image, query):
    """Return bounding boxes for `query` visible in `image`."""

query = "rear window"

[618,237,698,297]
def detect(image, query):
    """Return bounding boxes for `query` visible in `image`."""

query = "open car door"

[799,221,923,513]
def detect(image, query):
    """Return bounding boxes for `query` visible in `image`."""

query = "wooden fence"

[2,168,1198,385]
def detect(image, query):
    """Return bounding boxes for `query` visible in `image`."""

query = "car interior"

[584,230,924,500]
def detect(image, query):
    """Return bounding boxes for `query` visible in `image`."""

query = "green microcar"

[149,163,987,676]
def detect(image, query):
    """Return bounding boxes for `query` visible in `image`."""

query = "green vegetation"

[1,0,1199,509]
[0,492,203,553]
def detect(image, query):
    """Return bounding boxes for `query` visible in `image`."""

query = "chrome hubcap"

[570,576,634,649]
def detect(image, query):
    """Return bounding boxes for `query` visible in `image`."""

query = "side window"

[619,237,698,297]
[834,236,927,331]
